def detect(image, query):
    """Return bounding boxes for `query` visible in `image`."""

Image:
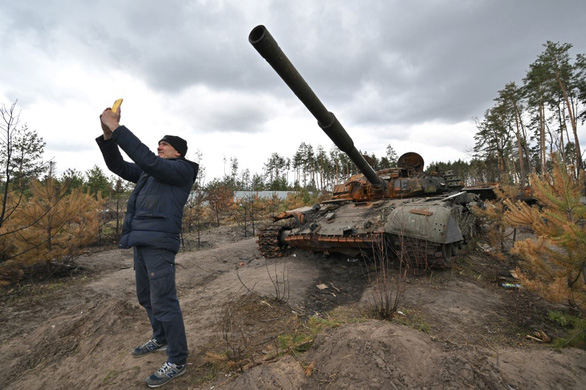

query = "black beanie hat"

[159,135,188,157]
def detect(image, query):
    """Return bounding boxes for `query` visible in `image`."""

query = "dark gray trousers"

[133,246,188,365]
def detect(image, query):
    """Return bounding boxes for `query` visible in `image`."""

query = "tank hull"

[258,192,478,267]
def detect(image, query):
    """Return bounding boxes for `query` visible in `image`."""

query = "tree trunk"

[555,69,582,176]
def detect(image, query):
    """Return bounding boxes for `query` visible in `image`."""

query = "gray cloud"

[1,0,585,177]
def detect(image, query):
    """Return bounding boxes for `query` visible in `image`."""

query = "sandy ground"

[1,226,585,389]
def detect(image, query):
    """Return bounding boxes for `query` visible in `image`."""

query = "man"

[97,107,198,388]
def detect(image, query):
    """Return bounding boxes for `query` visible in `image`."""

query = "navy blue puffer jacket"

[96,126,199,253]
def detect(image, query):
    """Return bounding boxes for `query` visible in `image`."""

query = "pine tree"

[3,178,101,270]
[504,157,586,313]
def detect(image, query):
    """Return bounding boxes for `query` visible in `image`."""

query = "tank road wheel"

[256,225,289,258]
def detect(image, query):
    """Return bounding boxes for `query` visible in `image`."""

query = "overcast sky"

[1,0,585,182]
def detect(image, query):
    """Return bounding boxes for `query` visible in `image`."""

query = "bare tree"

[0,100,46,229]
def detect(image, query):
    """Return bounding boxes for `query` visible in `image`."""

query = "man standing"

[97,106,198,388]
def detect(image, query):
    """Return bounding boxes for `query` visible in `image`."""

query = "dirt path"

[1,227,585,389]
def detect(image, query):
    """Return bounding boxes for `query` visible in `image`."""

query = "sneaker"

[145,361,186,388]
[131,338,167,358]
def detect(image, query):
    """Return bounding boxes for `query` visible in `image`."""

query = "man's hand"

[100,108,121,140]
[100,114,113,140]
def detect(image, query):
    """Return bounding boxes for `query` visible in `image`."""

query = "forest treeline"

[1,41,585,315]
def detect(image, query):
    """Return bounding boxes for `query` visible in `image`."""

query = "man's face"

[157,141,181,159]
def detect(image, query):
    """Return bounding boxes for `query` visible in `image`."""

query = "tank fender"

[384,203,463,244]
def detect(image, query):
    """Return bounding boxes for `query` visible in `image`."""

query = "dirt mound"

[304,322,586,389]
[220,320,586,389]
[305,322,503,389]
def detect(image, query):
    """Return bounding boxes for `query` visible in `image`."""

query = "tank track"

[256,224,289,258]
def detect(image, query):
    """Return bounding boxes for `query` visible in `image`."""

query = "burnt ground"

[0,225,585,389]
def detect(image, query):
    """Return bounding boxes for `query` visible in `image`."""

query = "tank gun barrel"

[249,25,385,190]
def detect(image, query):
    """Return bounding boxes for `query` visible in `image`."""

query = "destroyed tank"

[249,25,480,267]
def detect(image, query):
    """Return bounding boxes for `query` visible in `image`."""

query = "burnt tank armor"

[250,25,480,267]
